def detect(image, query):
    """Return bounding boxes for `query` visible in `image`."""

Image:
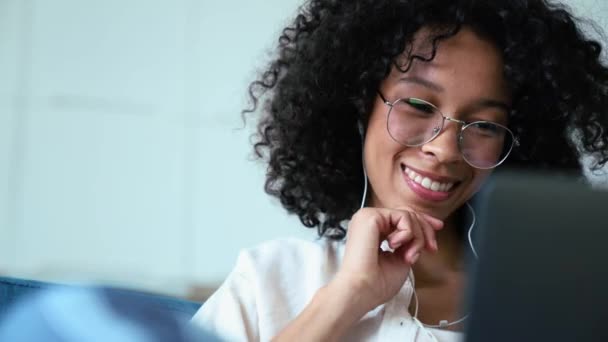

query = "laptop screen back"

[465,172,608,342]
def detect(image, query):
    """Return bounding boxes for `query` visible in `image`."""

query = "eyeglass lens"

[387,98,514,169]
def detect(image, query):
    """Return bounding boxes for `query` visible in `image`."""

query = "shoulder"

[241,237,344,324]
[192,237,345,341]
[242,237,342,263]
[236,237,344,283]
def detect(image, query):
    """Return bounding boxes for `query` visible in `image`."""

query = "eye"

[396,98,437,117]
[467,122,503,137]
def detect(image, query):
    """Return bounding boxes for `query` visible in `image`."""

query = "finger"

[394,241,419,265]
[387,229,414,249]
[395,213,425,263]
[407,219,425,263]
[419,212,444,230]
[391,206,444,230]
[416,212,439,252]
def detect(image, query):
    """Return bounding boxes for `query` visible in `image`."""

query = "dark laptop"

[465,171,608,342]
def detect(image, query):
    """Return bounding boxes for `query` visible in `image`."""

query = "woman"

[193,0,608,341]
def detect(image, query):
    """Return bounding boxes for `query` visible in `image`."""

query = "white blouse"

[191,237,464,342]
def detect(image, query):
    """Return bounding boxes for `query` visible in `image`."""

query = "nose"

[420,119,463,164]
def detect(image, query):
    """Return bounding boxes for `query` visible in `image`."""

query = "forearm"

[272,281,369,342]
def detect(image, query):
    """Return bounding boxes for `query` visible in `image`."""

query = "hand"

[272,207,443,342]
[332,207,444,312]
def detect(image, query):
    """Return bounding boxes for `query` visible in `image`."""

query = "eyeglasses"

[378,91,518,169]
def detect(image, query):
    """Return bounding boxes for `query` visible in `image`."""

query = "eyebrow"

[398,76,511,113]
[474,99,511,113]
[398,76,444,92]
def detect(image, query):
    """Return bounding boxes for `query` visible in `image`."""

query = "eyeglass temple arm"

[377,91,391,105]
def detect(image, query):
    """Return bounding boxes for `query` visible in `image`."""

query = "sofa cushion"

[0,276,201,319]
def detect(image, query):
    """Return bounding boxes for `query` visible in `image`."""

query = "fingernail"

[432,240,438,251]
[411,253,420,264]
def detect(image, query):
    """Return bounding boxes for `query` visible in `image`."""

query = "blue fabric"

[0,276,201,320]
[0,286,219,342]
[0,277,60,319]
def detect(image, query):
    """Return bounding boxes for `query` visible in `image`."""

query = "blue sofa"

[0,276,202,319]
[0,276,212,341]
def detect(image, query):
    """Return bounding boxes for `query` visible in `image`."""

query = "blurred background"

[0,0,607,302]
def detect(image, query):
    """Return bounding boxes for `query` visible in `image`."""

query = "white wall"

[0,0,310,297]
[194,0,314,286]
[0,0,606,297]
[0,0,22,278]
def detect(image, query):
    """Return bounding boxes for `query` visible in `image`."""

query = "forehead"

[388,27,509,102]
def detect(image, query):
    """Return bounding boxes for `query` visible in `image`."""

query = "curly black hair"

[245,0,608,239]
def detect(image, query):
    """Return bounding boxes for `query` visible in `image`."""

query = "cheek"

[364,125,406,170]
[364,109,392,156]
[469,170,493,194]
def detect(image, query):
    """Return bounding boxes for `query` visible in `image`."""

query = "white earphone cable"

[359,123,368,209]
[357,123,477,335]
[413,202,478,330]
[466,201,478,259]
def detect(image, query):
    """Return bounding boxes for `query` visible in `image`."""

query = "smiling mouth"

[400,164,460,193]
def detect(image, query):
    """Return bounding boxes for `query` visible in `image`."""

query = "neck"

[413,217,465,287]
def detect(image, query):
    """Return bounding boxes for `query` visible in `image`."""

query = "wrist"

[317,278,372,329]
[273,281,367,342]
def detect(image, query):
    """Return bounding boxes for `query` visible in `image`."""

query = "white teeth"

[430,181,440,191]
[404,167,455,192]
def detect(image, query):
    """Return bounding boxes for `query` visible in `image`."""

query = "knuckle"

[353,207,374,220]
[350,208,383,230]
